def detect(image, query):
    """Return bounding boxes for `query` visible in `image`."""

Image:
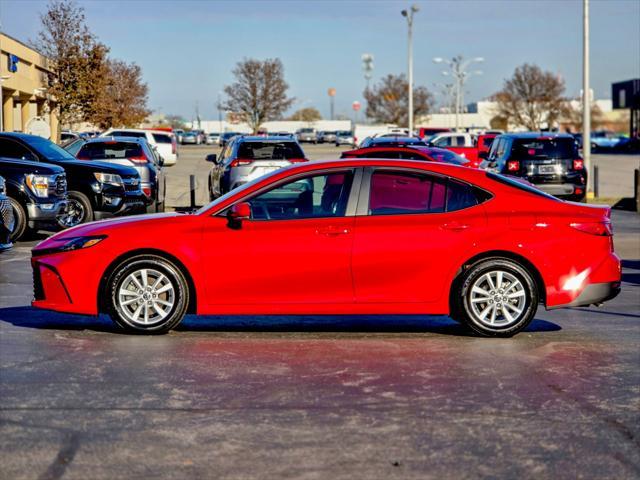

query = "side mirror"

[206,153,217,163]
[227,202,251,229]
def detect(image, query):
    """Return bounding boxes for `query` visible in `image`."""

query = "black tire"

[58,191,93,228]
[8,197,28,242]
[453,258,538,337]
[106,255,189,334]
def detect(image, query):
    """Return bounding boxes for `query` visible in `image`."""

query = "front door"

[202,169,359,306]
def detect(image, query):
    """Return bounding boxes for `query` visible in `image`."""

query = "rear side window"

[511,138,578,160]
[237,142,304,160]
[152,133,172,144]
[78,142,144,160]
[368,171,487,215]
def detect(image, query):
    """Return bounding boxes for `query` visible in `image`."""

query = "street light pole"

[402,5,419,134]
[582,0,592,197]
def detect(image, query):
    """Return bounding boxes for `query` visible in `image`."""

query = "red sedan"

[31,159,621,337]
[341,145,469,166]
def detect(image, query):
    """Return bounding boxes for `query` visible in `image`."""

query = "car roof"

[237,136,298,142]
[86,136,147,144]
[498,132,575,139]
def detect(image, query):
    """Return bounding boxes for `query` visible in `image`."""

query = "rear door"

[351,167,488,304]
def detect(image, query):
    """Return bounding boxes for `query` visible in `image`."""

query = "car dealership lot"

[1,199,639,476]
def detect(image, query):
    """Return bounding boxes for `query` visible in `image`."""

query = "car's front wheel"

[455,258,538,337]
[57,191,92,228]
[106,255,189,334]
[8,197,28,241]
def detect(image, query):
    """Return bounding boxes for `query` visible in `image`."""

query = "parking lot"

[0,145,637,478]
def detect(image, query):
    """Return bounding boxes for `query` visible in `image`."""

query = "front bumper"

[94,192,147,219]
[27,199,68,228]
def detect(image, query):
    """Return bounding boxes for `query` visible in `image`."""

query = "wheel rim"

[57,199,85,228]
[117,268,175,327]
[468,270,527,327]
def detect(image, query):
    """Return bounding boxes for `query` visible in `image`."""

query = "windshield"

[22,136,76,160]
[79,142,144,159]
[511,137,578,160]
[237,141,304,160]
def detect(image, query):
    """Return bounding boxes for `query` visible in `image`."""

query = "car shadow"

[0,306,561,336]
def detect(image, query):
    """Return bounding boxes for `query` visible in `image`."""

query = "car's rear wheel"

[107,255,189,334]
[8,197,28,241]
[455,258,538,337]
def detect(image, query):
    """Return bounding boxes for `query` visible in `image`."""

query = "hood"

[0,157,65,175]
[55,159,139,177]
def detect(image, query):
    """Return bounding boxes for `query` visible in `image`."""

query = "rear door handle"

[441,222,470,231]
[316,226,350,236]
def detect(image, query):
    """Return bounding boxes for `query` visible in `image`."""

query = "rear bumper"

[549,281,621,309]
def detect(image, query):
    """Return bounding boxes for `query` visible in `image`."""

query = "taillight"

[128,156,149,164]
[507,160,520,172]
[230,159,253,167]
[573,159,584,170]
[289,158,308,163]
[142,185,152,197]
[570,221,613,236]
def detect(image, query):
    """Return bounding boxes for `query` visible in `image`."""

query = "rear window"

[487,172,560,201]
[299,128,314,133]
[237,142,304,160]
[110,131,146,139]
[511,137,578,160]
[152,133,172,144]
[79,142,144,160]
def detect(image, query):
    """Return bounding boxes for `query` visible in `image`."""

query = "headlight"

[32,235,107,257]
[94,173,123,187]
[0,176,5,195]
[26,174,51,198]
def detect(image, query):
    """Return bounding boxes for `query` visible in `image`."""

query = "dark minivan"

[479,133,586,201]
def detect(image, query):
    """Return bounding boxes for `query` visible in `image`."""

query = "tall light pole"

[401,4,419,134]
[582,0,592,197]
[433,55,484,132]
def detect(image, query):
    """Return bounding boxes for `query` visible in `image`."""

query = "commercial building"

[0,33,58,139]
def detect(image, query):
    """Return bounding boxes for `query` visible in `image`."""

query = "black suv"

[0,157,67,241]
[0,133,147,227]
[480,133,587,201]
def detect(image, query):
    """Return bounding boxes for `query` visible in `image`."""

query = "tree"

[165,115,188,130]
[363,74,434,126]
[563,100,604,133]
[220,58,295,133]
[492,64,567,131]
[288,107,322,122]
[89,59,150,129]
[36,0,110,128]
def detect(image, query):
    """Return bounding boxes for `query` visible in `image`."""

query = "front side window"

[247,171,354,220]
[0,138,38,161]
[368,170,484,215]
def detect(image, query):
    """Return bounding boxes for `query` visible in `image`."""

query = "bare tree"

[36,0,109,128]
[89,60,150,129]
[220,58,295,133]
[288,107,322,122]
[492,64,567,131]
[363,74,434,126]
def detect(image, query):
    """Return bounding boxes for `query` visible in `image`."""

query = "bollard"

[593,165,599,198]
[635,168,640,213]
[190,175,196,209]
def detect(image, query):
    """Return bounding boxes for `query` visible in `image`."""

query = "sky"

[1,0,639,121]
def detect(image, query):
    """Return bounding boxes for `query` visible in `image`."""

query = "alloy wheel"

[57,199,85,228]
[117,268,175,327]
[468,270,527,327]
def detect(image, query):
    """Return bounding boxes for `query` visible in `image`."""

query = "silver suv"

[207,136,307,200]
[295,128,317,144]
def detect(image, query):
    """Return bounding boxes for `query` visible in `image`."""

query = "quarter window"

[248,171,354,220]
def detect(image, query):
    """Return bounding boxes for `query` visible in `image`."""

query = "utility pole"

[583,0,592,198]
[401,5,419,134]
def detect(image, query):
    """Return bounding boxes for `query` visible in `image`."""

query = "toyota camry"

[31,159,621,337]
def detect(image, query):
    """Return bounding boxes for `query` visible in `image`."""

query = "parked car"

[360,136,427,148]
[426,132,476,148]
[219,132,241,148]
[180,132,198,145]
[76,137,166,213]
[335,131,356,147]
[60,131,80,144]
[589,131,627,151]
[296,128,318,143]
[207,135,307,200]
[0,155,67,241]
[479,133,587,201]
[0,175,15,251]
[318,131,337,144]
[173,129,185,143]
[101,129,178,167]
[31,158,621,337]
[340,146,469,166]
[192,129,207,145]
[0,133,146,228]
[206,132,220,145]
[430,133,498,168]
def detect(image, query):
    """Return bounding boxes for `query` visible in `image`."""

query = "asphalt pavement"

[0,146,639,479]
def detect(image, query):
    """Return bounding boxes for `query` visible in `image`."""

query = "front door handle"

[316,226,350,236]
[441,222,470,231]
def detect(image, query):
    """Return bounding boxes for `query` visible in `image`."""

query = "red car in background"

[430,133,498,168]
[31,159,620,337]
[341,146,470,166]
